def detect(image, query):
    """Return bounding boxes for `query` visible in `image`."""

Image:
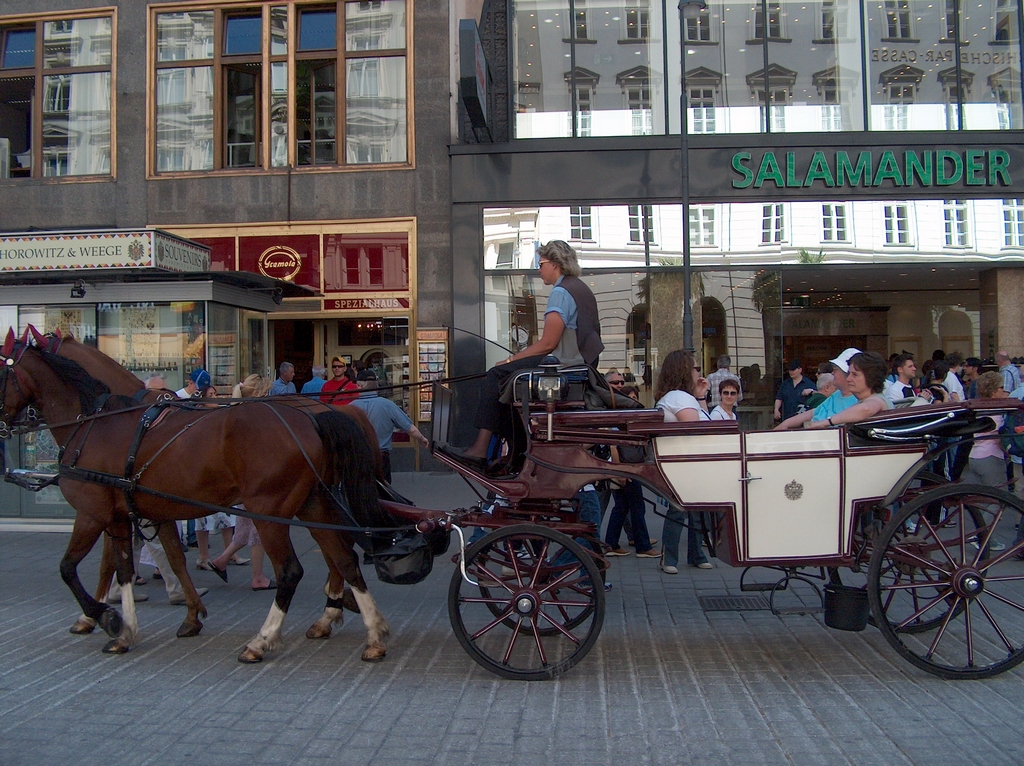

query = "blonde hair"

[233,374,271,398]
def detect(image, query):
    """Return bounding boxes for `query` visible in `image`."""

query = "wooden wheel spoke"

[471,563,515,594]
[895,588,955,631]
[535,565,581,596]
[918,515,961,570]
[537,608,582,644]
[529,619,549,665]
[975,597,1016,654]
[502,616,526,665]
[461,596,517,606]
[924,594,961,659]
[468,606,516,641]
[890,546,952,577]
[528,539,551,588]
[979,588,1024,615]
[964,601,975,668]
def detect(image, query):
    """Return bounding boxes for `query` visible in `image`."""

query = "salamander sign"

[687,143,1024,201]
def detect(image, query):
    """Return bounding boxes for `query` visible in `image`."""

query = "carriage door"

[741,430,843,560]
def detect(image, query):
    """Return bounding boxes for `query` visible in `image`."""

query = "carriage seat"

[499,358,644,412]
[846,402,998,447]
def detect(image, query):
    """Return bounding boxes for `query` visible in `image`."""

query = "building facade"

[0,0,454,485]
[449,0,1024,433]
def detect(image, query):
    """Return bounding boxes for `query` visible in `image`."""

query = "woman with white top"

[655,350,713,572]
[710,379,739,421]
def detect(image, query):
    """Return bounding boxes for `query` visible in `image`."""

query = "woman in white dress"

[709,379,739,421]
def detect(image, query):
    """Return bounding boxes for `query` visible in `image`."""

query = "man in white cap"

[774,348,861,430]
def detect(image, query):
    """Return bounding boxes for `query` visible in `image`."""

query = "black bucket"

[823,584,869,632]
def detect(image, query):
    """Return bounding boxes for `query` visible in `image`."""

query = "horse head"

[0,329,38,438]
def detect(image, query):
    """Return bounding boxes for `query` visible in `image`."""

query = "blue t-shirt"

[811,390,858,421]
[300,378,325,395]
[544,277,579,330]
[270,379,296,395]
[350,393,413,451]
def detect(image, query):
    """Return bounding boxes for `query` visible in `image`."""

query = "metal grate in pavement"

[699,594,771,612]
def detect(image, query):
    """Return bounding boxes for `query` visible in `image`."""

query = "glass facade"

[153,1,409,172]
[511,0,1024,136]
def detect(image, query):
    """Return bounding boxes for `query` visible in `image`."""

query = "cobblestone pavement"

[2,472,1024,766]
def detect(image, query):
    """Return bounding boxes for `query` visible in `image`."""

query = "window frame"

[821,203,849,243]
[883,203,912,246]
[628,204,656,245]
[148,1,411,177]
[0,9,116,181]
[570,205,594,241]
[1003,198,1024,248]
[761,203,786,244]
[943,199,970,248]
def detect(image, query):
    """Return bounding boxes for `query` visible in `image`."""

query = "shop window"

[883,0,913,40]
[884,203,911,245]
[153,1,407,173]
[943,200,970,247]
[570,205,593,241]
[0,16,112,179]
[323,233,409,291]
[821,203,848,242]
[1003,199,1024,247]
[762,204,785,244]
[628,204,655,244]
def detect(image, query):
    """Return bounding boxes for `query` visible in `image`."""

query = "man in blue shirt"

[349,370,428,483]
[270,362,296,395]
[300,365,327,396]
[773,359,816,421]
[997,350,1022,393]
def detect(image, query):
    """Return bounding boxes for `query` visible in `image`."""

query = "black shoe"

[439,445,488,472]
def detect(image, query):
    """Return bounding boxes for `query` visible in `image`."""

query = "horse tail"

[314,409,395,529]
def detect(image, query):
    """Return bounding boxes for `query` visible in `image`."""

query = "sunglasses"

[332,364,346,368]
[722,391,739,396]
[608,379,625,386]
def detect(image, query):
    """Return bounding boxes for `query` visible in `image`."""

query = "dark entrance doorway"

[273,319,315,386]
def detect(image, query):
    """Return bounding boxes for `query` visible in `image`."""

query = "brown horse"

[1,331,395,662]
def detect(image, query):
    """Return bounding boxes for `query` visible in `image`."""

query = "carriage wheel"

[867,483,1024,679]
[448,523,605,680]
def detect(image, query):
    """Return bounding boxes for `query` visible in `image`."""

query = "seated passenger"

[449,240,603,467]
[805,351,892,429]
[775,348,860,430]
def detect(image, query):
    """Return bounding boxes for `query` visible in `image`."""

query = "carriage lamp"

[532,356,568,441]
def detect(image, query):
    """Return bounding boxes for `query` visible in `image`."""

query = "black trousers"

[473,355,547,438]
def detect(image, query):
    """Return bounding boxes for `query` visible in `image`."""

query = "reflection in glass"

[42,72,110,176]
[156,66,214,171]
[300,9,337,51]
[156,12,214,62]
[270,62,288,166]
[225,64,260,167]
[346,55,406,163]
[224,16,262,55]
[345,0,406,51]
[296,59,336,165]
[2,29,35,69]
[962,0,1022,129]
[97,302,205,390]
[271,6,288,55]
[43,18,111,68]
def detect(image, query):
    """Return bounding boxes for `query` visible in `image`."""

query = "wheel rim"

[449,524,605,680]
[868,483,1024,679]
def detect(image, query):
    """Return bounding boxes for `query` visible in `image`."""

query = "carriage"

[5,334,1024,682]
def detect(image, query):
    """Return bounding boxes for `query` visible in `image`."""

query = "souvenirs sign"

[0,230,210,273]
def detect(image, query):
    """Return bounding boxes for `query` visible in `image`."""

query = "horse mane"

[36,349,112,414]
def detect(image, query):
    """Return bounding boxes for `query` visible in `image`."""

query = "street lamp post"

[678,0,706,354]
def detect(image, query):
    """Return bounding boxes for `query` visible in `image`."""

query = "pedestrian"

[176,368,210,399]
[301,365,327,395]
[320,356,359,405]
[270,362,296,395]
[706,355,742,409]
[997,350,1022,393]
[773,359,815,421]
[349,369,428,483]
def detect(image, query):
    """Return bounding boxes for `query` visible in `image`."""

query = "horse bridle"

[0,331,44,439]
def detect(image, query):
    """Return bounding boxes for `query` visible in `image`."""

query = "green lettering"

[731,151,754,188]
[803,151,835,187]
[905,150,933,186]
[785,152,801,187]
[989,150,1011,186]
[936,150,963,185]
[965,149,985,185]
[754,152,785,188]
[836,151,872,187]
[872,150,905,187]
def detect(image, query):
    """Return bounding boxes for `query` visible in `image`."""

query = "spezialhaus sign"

[689,144,1023,200]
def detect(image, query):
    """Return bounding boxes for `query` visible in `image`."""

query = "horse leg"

[304,529,360,640]
[69,533,117,635]
[154,521,207,638]
[59,516,126,648]
[330,540,389,662]
[238,524,303,664]
[100,519,142,654]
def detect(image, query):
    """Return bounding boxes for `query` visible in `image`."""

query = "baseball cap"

[828,348,862,374]
[356,369,377,382]
[787,359,802,371]
[190,368,211,388]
